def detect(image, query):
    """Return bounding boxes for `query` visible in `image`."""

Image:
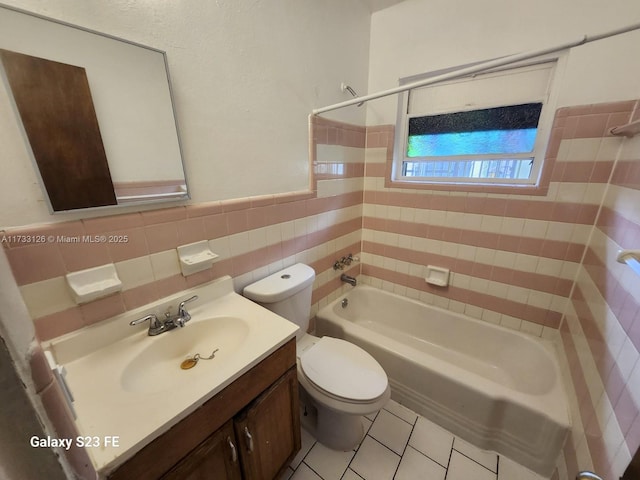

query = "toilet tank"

[243,263,315,337]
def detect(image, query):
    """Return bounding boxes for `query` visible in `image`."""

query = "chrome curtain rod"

[312,22,640,116]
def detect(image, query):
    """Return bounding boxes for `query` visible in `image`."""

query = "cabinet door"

[235,367,300,480]
[162,420,242,480]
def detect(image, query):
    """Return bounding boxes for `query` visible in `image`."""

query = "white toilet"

[243,263,390,451]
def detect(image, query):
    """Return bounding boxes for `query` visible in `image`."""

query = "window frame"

[390,54,566,194]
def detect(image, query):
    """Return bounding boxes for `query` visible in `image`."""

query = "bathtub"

[316,285,570,477]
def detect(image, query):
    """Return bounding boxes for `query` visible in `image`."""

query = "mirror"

[0,4,188,213]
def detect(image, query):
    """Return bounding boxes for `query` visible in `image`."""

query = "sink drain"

[180,348,219,370]
[180,358,198,370]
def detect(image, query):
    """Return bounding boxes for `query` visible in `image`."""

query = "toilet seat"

[299,337,388,403]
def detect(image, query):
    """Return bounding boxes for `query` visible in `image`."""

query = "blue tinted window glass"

[407,128,538,157]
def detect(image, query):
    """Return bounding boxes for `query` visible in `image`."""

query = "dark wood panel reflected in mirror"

[0,49,117,211]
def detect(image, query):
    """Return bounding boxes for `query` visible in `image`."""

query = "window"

[392,60,562,190]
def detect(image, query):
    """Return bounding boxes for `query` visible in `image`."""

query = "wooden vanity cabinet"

[161,420,241,480]
[234,368,300,480]
[109,339,300,480]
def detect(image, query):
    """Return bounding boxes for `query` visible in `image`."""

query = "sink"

[44,275,299,473]
[121,316,250,393]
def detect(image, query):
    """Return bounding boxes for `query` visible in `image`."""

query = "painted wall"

[366,0,640,126]
[0,0,371,227]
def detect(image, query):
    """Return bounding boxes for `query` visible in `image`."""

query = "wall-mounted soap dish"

[177,240,219,276]
[65,264,122,304]
[425,265,450,287]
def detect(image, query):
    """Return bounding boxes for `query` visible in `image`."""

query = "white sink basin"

[43,275,299,475]
[120,317,250,394]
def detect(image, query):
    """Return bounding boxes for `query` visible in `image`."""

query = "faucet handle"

[178,295,198,314]
[130,314,158,326]
[175,295,198,327]
[130,314,166,335]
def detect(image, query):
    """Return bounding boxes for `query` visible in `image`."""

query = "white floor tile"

[304,442,355,480]
[407,416,454,467]
[350,436,401,480]
[341,469,365,480]
[368,409,413,455]
[291,427,316,469]
[447,450,497,480]
[287,400,551,480]
[291,463,323,480]
[453,437,498,473]
[395,446,446,480]
[384,400,418,425]
[498,455,547,480]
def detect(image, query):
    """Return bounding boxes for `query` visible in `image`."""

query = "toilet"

[243,263,390,451]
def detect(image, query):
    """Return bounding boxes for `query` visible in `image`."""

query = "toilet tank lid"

[243,263,315,303]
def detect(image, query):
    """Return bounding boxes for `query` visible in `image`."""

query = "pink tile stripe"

[597,207,640,251]
[557,100,636,139]
[3,190,363,286]
[363,189,600,226]
[610,160,640,191]
[311,115,366,148]
[550,160,614,184]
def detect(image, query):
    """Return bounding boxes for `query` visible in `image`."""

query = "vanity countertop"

[43,275,299,474]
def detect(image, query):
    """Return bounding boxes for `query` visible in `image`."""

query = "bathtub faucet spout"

[340,274,357,286]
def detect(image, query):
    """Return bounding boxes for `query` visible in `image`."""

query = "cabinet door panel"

[162,420,241,480]
[235,367,300,480]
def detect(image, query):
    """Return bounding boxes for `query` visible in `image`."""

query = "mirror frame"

[0,2,190,214]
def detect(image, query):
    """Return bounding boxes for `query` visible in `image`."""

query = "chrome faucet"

[130,295,198,336]
[340,274,357,286]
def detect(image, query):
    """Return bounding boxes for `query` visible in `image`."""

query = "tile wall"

[559,106,640,478]
[360,101,636,336]
[360,100,640,479]
[3,99,640,479]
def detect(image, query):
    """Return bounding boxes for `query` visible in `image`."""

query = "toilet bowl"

[243,263,390,451]
[296,333,389,450]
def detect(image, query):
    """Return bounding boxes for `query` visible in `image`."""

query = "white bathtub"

[316,285,570,477]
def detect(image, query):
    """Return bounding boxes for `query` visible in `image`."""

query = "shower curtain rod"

[312,21,640,116]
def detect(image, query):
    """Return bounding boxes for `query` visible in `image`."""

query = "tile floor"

[280,400,547,480]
